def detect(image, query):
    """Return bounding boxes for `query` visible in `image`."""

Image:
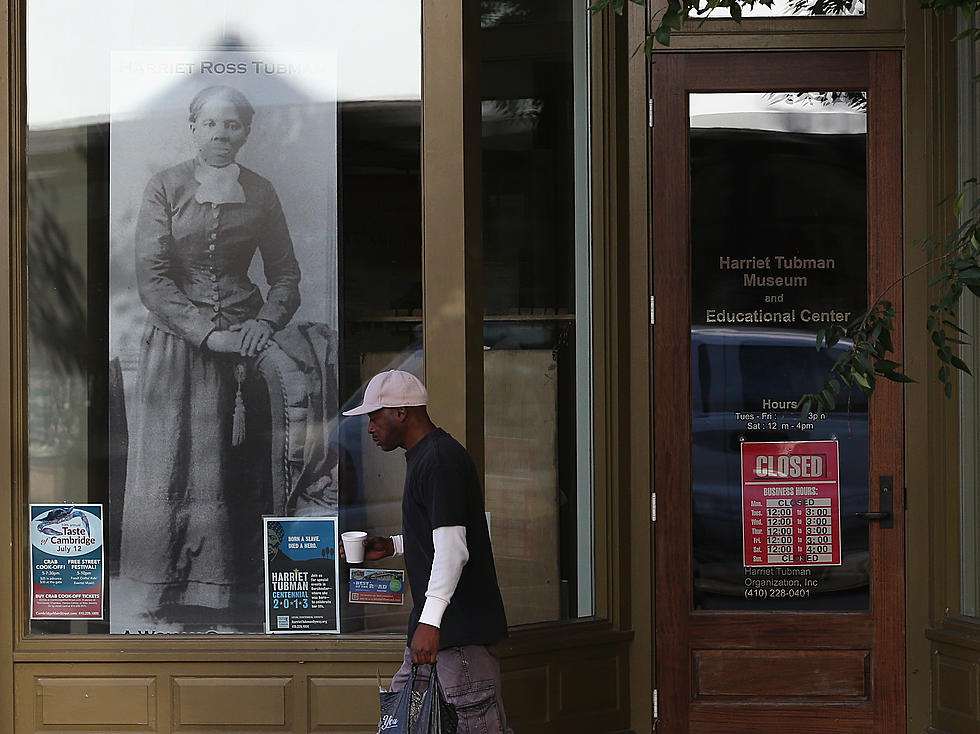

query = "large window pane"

[481,0,594,623]
[689,92,871,611]
[27,0,421,634]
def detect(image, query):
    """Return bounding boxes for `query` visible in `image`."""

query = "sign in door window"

[741,441,841,567]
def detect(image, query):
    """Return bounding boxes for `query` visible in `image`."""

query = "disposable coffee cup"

[342,531,367,564]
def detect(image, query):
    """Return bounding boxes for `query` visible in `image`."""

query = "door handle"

[856,476,894,529]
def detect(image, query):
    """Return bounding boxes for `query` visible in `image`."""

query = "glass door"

[652,52,905,733]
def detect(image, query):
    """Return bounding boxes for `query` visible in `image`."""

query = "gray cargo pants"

[388,645,514,734]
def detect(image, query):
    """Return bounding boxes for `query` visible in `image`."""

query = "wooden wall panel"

[172,677,292,729]
[308,677,383,733]
[35,677,156,728]
[14,631,630,734]
[689,703,875,734]
[929,629,980,734]
[498,665,549,726]
[935,657,975,719]
[557,654,621,716]
[694,650,870,700]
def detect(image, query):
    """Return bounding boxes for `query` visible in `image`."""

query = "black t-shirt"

[402,428,508,648]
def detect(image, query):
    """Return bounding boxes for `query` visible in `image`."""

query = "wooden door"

[652,52,904,733]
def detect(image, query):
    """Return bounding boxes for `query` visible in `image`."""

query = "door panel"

[652,52,904,733]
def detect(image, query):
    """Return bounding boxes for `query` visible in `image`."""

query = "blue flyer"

[30,504,104,620]
[263,517,339,634]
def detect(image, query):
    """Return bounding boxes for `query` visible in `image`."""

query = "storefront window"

[481,0,594,622]
[957,16,980,620]
[689,92,871,611]
[27,0,421,634]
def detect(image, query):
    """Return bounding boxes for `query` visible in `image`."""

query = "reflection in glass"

[481,0,594,623]
[689,92,870,611]
[27,0,421,634]
[693,0,864,19]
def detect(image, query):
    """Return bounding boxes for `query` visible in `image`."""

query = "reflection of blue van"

[690,327,870,610]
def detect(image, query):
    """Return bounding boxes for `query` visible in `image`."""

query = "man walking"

[342,370,514,733]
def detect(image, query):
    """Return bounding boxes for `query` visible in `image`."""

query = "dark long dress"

[120,159,300,626]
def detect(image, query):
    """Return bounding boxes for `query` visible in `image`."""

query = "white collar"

[194,162,246,205]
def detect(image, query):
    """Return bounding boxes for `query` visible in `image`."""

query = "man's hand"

[339,535,394,562]
[410,623,440,664]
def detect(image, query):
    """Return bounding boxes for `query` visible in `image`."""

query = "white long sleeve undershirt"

[389,526,469,628]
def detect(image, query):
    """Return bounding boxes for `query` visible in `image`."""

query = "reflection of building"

[3,1,980,733]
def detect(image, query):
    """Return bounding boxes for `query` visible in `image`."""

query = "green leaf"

[654,24,673,46]
[883,371,917,384]
[820,389,836,410]
[799,397,813,420]
[815,328,826,349]
[852,370,871,389]
[939,364,950,382]
[958,268,980,284]
[932,330,947,347]
[928,271,948,286]
[950,354,973,375]
[945,381,953,398]
[875,359,902,372]
[880,329,894,353]
[663,0,684,29]
[729,1,743,21]
[943,319,968,334]
[827,378,841,395]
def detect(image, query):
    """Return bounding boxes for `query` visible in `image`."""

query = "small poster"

[30,504,105,620]
[264,517,339,634]
[741,441,841,567]
[349,568,406,605]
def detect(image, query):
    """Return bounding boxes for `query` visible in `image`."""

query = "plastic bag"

[378,664,458,734]
[414,663,458,734]
[378,667,418,733]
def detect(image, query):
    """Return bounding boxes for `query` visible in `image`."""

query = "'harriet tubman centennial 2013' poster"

[264,517,340,634]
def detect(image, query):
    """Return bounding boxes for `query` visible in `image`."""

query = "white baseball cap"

[342,370,428,416]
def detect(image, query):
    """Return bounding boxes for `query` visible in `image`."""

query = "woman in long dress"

[120,85,301,631]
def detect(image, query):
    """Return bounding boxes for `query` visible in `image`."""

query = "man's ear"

[392,406,408,423]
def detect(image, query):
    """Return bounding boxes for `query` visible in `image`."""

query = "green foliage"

[923,0,980,81]
[923,179,980,396]
[800,179,979,413]
[587,0,647,18]
[798,302,913,419]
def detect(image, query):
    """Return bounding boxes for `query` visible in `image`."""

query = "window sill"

[14,617,631,663]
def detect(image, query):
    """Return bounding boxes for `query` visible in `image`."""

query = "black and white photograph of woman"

[119,85,300,632]
[108,63,339,633]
